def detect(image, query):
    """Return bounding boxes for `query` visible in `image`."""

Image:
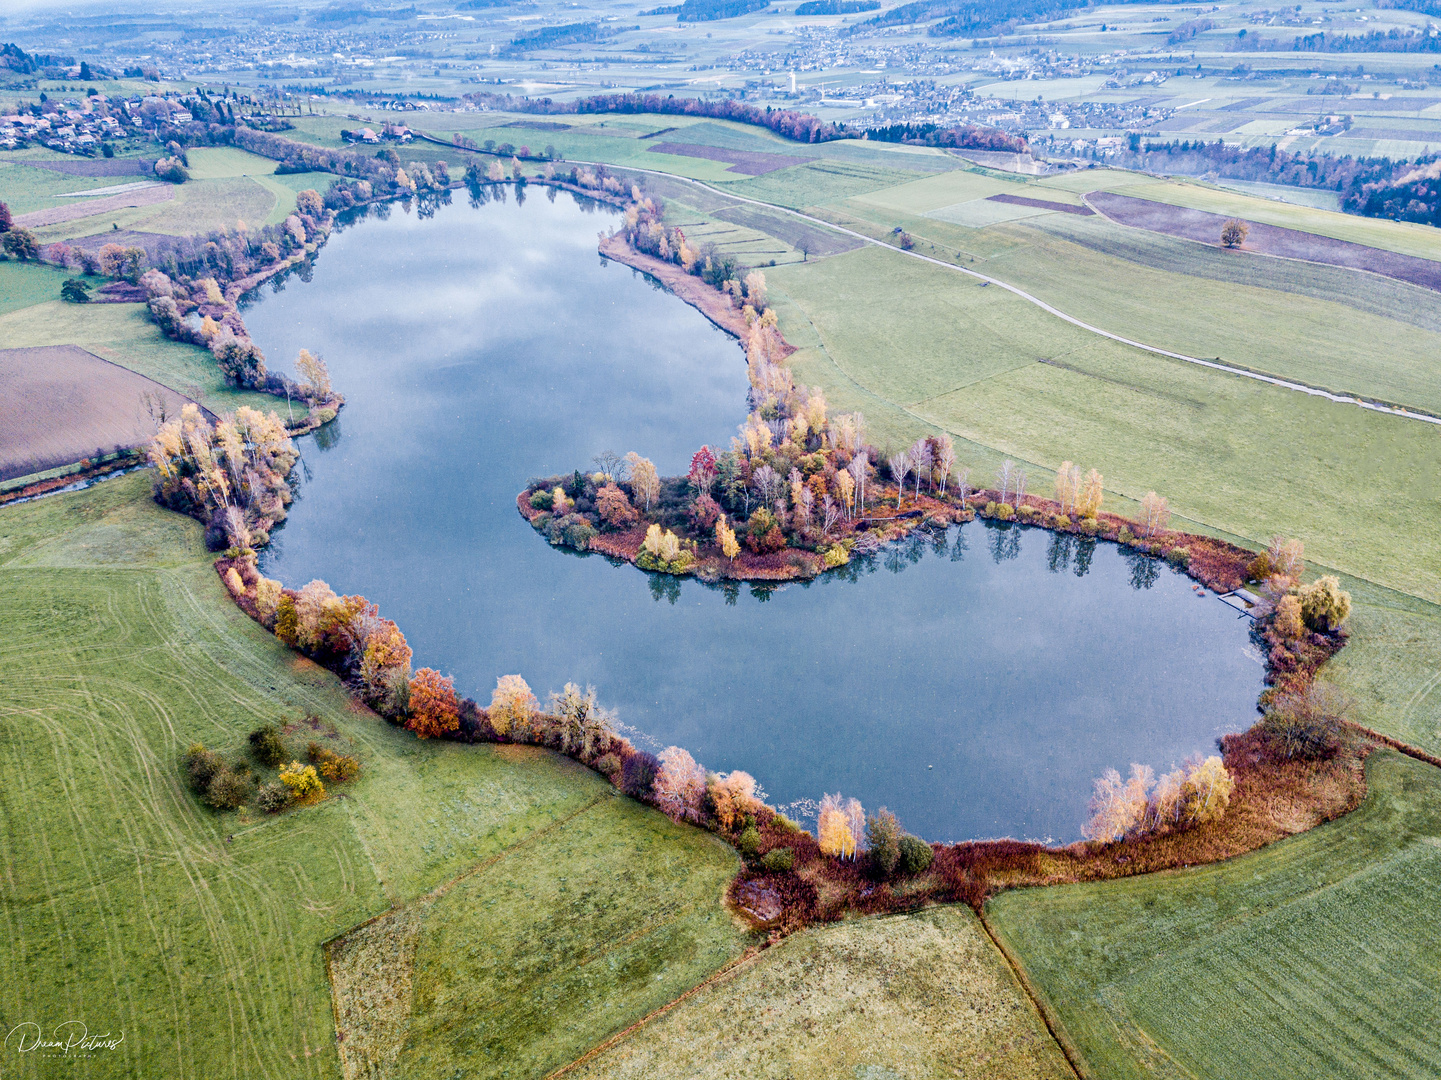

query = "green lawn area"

[0,259,73,316]
[570,906,1073,1080]
[987,751,1441,1080]
[0,284,288,417]
[0,472,752,1079]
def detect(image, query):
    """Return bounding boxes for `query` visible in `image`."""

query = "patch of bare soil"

[988,192,1095,215]
[13,183,173,228]
[1087,190,1441,292]
[645,141,811,176]
[0,344,202,481]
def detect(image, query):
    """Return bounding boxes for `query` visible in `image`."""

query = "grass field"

[0,270,291,420]
[569,906,1074,1080]
[0,473,754,1079]
[987,751,1441,1080]
[764,244,1441,603]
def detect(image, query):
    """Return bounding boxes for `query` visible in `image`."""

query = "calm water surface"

[250,188,1264,842]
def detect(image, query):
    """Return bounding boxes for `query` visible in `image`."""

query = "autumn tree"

[654,745,707,822]
[934,435,956,495]
[1181,755,1234,824]
[1139,491,1170,537]
[295,349,331,402]
[626,452,660,511]
[709,770,759,831]
[295,188,323,217]
[818,792,859,859]
[1077,468,1104,518]
[596,483,639,527]
[888,452,910,504]
[1083,764,1152,842]
[847,451,868,515]
[1054,461,1081,515]
[716,517,741,562]
[1267,536,1305,585]
[1273,594,1305,640]
[1296,575,1351,631]
[688,445,717,496]
[489,674,538,738]
[359,616,412,714]
[1220,218,1249,248]
[407,667,461,739]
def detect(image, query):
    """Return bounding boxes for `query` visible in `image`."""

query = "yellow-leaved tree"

[818,794,856,860]
[489,674,537,738]
[279,761,325,805]
[716,518,740,562]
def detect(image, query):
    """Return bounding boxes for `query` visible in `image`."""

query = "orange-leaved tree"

[407,667,460,739]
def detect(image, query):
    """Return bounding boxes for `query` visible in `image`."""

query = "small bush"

[279,760,326,804]
[822,544,850,569]
[256,781,291,813]
[529,488,554,510]
[898,834,934,875]
[737,826,762,858]
[1165,545,1190,568]
[1117,526,1135,545]
[249,724,287,767]
[203,768,251,810]
[308,742,361,782]
[594,752,622,781]
[621,751,660,798]
[1078,518,1100,537]
[184,743,224,792]
[771,813,803,834]
[761,847,796,873]
[1053,514,1071,529]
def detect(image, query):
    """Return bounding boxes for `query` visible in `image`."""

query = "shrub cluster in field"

[183,719,360,814]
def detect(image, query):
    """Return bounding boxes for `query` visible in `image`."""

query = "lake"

[249,185,1264,843]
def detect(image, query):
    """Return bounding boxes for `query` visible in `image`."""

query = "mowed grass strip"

[566,906,1074,1080]
[986,751,1441,1080]
[0,474,749,1079]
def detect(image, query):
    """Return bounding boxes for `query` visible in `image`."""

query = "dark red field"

[646,141,811,176]
[1088,190,1441,291]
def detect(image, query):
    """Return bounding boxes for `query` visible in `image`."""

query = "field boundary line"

[978,911,1090,1080]
[318,790,612,948]
[542,944,765,1080]
[594,161,1441,429]
[1349,723,1441,770]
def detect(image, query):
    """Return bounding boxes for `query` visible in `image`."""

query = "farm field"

[4,147,330,245]
[0,472,752,1080]
[0,281,288,421]
[987,751,1441,1080]
[568,906,1074,1080]
[0,344,198,480]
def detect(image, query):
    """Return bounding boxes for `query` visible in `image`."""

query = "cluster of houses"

[0,91,201,154]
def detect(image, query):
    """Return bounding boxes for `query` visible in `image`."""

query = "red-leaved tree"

[407,668,460,739]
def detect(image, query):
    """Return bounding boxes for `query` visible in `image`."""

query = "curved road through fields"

[604,163,1441,429]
